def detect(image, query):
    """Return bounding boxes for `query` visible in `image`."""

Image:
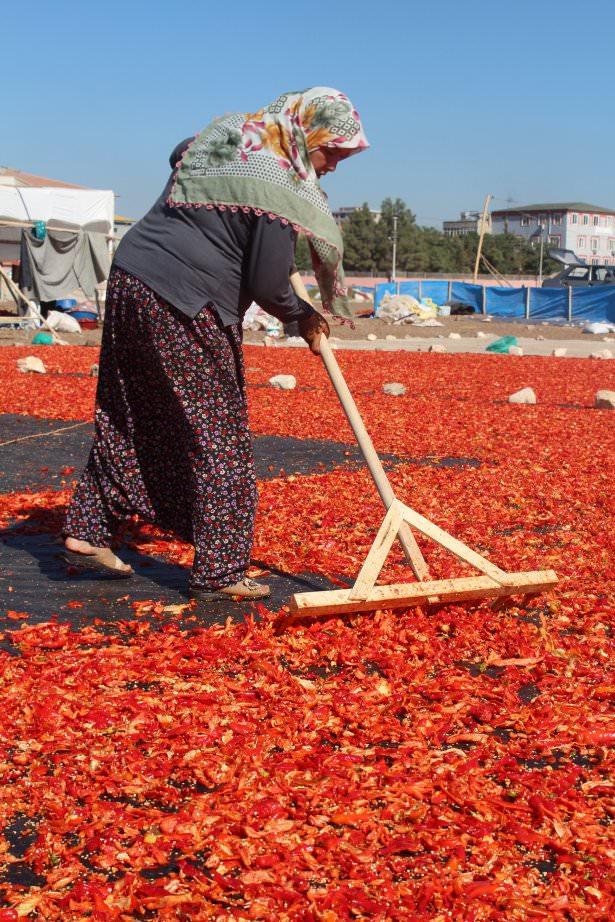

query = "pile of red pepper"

[0,345,613,919]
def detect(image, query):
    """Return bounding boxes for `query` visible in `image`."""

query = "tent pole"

[0,265,68,345]
[473,194,492,282]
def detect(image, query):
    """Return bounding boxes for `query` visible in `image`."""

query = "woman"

[63,87,369,600]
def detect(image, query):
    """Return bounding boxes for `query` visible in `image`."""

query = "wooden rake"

[287,277,557,617]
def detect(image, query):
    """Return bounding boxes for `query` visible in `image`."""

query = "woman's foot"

[189,578,270,601]
[63,537,133,578]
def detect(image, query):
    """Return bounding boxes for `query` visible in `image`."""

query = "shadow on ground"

[0,413,480,630]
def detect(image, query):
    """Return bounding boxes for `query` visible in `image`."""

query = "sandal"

[189,577,270,601]
[62,549,134,579]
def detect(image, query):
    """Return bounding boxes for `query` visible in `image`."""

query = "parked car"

[542,248,615,287]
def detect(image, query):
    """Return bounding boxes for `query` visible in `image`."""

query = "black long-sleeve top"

[113,139,314,327]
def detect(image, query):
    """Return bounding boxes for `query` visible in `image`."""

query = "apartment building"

[491,202,615,263]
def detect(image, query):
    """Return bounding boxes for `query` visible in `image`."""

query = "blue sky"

[5,0,614,226]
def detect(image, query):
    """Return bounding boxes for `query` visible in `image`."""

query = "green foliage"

[339,199,555,276]
[294,234,313,271]
[340,204,381,273]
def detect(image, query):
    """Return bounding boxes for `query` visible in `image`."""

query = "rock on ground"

[595,389,615,409]
[383,382,406,396]
[367,333,378,341]
[429,344,447,353]
[509,387,537,404]
[448,332,461,339]
[16,356,46,374]
[269,374,297,390]
[508,346,524,356]
[552,348,567,357]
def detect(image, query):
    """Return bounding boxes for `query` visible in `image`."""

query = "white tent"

[0,186,114,263]
[0,185,114,231]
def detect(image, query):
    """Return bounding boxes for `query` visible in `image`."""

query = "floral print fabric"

[64,268,256,590]
[169,87,369,318]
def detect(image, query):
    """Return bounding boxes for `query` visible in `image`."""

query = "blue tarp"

[374,280,615,322]
[571,286,615,322]
[420,280,449,303]
[451,282,482,310]
[529,288,568,321]
[486,286,526,319]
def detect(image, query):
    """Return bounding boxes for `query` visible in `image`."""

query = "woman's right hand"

[298,311,330,354]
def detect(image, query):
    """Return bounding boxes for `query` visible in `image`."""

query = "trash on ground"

[486,336,518,354]
[583,322,615,335]
[46,310,82,333]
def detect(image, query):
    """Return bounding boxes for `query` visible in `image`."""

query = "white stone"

[508,387,536,404]
[552,348,567,357]
[269,374,296,390]
[536,335,545,340]
[603,337,614,342]
[595,389,615,409]
[16,356,46,374]
[478,316,493,322]
[366,333,378,341]
[590,349,613,360]
[385,334,397,341]
[508,346,524,356]
[383,382,406,396]
[448,332,461,339]
[476,331,488,338]
[429,344,447,353]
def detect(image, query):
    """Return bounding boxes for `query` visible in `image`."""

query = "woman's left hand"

[298,311,330,354]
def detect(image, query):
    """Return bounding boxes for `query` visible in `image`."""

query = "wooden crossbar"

[397,502,512,585]
[349,501,404,600]
[290,570,558,617]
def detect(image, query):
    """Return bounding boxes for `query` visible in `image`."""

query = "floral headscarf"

[168,88,369,318]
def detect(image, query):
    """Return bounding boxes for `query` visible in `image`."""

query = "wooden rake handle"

[317,334,430,581]
[288,271,429,580]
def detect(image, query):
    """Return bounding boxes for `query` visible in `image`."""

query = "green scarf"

[168,87,369,318]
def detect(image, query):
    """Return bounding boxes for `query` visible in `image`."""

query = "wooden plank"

[399,503,514,585]
[289,570,558,617]
[349,502,404,600]
[397,522,431,581]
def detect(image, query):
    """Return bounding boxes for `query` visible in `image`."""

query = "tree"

[330,196,556,277]
[379,197,416,235]
[341,204,379,273]
[294,234,312,271]
[375,198,418,275]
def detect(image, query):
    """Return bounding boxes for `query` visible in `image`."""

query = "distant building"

[491,202,615,264]
[443,210,491,237]
[332,205,381,224]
